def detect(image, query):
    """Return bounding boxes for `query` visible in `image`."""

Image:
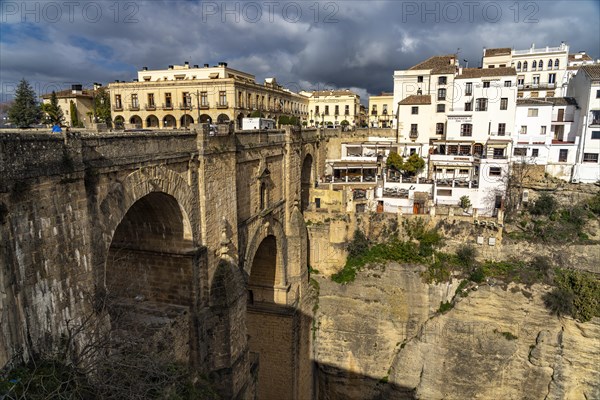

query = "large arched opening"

[105,192,194,363]
[301,154,313,211]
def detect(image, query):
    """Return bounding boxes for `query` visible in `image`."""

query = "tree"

[386,151,403,171]
[93,86,111,125]
[8,79,41,128]
[70,101,83,127]
[459,195,471,210]
[401,153,425,176]
[41,91,64,125]
[249,110,264,118]
[278,115,289,126]
[340,120,349,126]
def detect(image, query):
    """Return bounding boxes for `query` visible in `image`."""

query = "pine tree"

[8,79,41,128]
[41,91,64,125]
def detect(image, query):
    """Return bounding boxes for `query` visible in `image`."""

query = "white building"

[567,64,600,183]
[483,43,570,98]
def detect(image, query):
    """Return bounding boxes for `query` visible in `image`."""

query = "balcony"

[200,102,210,110]
[490,131,510,136]
[590,120,600,127]
[128,105,140,111]
[475,107,487,112]
[217,102,228,109]
[145,104,156,111]
[551,113,574,122]
[409,131,418,139]
[179,103,192,110]
[162,103,173,110]
[112,105,123,111]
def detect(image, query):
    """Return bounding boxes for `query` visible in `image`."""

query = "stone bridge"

[0,126,328,399]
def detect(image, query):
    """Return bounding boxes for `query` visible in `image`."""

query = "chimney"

[218,62,227,67]
[184,61,189,68]
[204,63,209,68]
[142,66,148,71]
[168,65,174,69]
[193,64,199,68]
[133,78,138,82]
[71,84,83,94]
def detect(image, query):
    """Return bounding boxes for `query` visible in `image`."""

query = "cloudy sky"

[1,0,598,103]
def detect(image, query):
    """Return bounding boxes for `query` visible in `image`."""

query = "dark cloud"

[1,0,598,102]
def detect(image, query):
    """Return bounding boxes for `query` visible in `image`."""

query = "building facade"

[302,90,361,127]
[368,92,394,128]
[483,43,570,98]
[41,84,96,127]
[109,62,309,129]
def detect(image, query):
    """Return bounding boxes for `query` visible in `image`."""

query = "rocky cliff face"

[313,263,600,399]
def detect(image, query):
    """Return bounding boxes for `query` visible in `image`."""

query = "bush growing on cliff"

[347,229,369,258]
[544,269,600,322]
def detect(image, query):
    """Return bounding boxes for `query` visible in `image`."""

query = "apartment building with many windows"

[567,64,600,183]
[108,62,309,129]
[302,89,361,127]
[368,92,394,128]
[483,43,569,98]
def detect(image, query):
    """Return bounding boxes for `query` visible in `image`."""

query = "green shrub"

[469,267,486,283]
[549,269,600,322]
[455,245,477,270]
[543,287,575,317]
[587,192,600,215]
[529,193,557,215]
[347,229,369,258]
[438,301,454,313]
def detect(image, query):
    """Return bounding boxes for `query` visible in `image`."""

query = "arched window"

[517,61,522,71]
[554,59,559,68]
[548,59,553,69]
[539,60,543,70]
[532,61,537,70]
[523,61,528,71]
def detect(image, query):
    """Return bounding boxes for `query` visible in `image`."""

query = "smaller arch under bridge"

[0,126,326,399]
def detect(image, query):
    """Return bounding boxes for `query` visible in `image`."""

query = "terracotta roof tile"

[456,67,516,79]
[399,95,431,105]
[41,89,94,99]
[484,48,512,57]
[569,53,592,62]
[517,97,578,107]
[409,55,456,71]
[580,64,600,80]
[312,89,359,97]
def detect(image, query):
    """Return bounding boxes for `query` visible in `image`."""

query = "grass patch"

[438,301,454,313]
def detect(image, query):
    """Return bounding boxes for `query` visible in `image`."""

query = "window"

[345,105,350,115]
[219,91,227,106]
[165,92,172,107]
[198,91,207,107]
[131,94,138,108]
[493,148,505,159]
[532,61,537,70]
[410,124,418,138]
[147,93,155,107]
[437,104,445,113]
[517,76,525,86]
[114,94,122,108]
[459,169,469,174]
[438,88,446,100]
[547,91,555,97]
[528,108,539,117]
[523,61,528,71]
[476,98,487,111]
[411,106,418,115]
[520,126,527,134]
[538,59,543,70]
[504,80,511,87]
[489,167,501,176]
[315,105,319,115]
[532,149,539,157]
[596,90,600,99]
[547,59,553,69]
[460,123,472,136]
[591,131,600,139]
[517,61,521,71]
[409,148,417,155]
[182,92,191,107]
[325,105,329,115]
[260,182,267,210]
[465,82,473,96]
[592,110,600,125]
[514,148,527,156]
[500,98,508,110]
[540,126,547,135]
[438,76,447,85]
[517,92,524,98]
[465,101,472,111]
[583,153,599,163]
[533,75,540,85]
[554,59,559,69]
[498,123,506,135]
[548,73,556,84]
[483,81,490,88]
[417,76,423,83]
[558,149,568,162]
[436,123,444,135]
[335,105,339,115]
[530,91,539,98]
